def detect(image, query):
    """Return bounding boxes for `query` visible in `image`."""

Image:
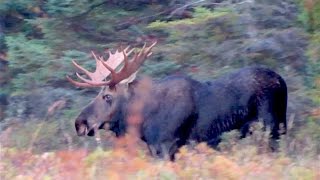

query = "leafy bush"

[298,0,320,32]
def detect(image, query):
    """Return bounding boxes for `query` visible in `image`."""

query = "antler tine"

[66,51,114,87]
[131,41,157,67]
[99,41,157,86]
[125,46,135,56]
[67,59,102,87]
[91,51,100,62]
[71,60,92,78]
[123,45,130,53]
[76,73,96,84]
[66,75,102,87]
[122,49,129,67]
[98,56,117,76]
[138,42,147,57]
[146,41,157,53]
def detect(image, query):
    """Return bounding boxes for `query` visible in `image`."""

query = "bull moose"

[67,42,287,159]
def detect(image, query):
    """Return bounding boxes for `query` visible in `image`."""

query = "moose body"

[68,43,287,159]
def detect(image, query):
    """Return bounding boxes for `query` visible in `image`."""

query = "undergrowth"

[1,121,319,180]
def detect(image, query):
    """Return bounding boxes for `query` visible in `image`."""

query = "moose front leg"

[147,139,179,160]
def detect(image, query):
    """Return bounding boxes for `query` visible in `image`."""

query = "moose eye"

[103,94,113,103]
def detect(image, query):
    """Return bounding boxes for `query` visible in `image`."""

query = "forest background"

[0,0,319,179]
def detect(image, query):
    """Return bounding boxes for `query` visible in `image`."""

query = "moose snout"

[75,118,100,137]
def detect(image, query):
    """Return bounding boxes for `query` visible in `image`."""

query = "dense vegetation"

[0,0,319,179]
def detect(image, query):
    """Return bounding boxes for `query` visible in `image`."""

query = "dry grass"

[1,131,319,180]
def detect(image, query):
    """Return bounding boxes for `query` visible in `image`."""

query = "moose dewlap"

[67,42,287,160]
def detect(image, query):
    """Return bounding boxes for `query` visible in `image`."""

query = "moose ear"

[119,71,138,87]
[127,77,139,90]
[128,76,152,94]
[126,71,138,84]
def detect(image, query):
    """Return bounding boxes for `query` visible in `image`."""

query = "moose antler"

[67,41,157,87]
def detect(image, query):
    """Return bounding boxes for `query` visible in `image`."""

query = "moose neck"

[107,79,151,138]
[108,95,129,137]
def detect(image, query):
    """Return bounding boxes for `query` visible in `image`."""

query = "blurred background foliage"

[0,0,319,179]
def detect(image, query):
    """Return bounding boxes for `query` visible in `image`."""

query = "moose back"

[67,42,287,159]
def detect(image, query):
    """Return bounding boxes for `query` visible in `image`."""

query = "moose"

[67,42,287,160]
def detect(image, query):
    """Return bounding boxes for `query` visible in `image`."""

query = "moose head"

[67,42,157,137]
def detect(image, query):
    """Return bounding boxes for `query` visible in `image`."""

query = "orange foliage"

[210,155,244,179]
[1,143,318,180]
[56,150,88,179]
[304,0,316,11]
[310,108,320,118]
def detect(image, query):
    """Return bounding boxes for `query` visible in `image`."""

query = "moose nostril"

[87,128,95,136]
